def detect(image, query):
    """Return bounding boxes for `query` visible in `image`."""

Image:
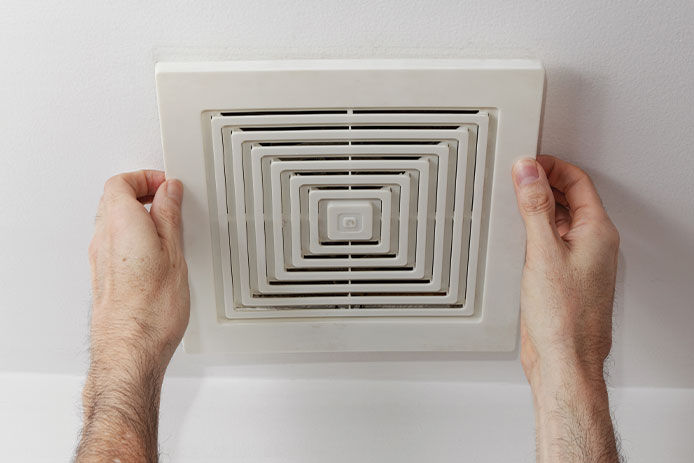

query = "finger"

[537,155,607,223]
[512,158,561,247]
[551,187,569,209]
[555,204,572,237]
[150,179,184,257]
[103,170,166,202]
[138,195,155,205]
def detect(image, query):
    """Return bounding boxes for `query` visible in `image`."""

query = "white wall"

[1,1,693,461]
[2,373,693,463]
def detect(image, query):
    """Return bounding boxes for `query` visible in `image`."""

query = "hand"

[77,170,189,462]
[88,169,189,374]
[513,155,619,383]
[512,155,620,462]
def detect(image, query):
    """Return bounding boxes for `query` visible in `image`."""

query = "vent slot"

[240,126,351,131]
[210,110,490,318]
[352,109,480,114]
[220,110,348,116]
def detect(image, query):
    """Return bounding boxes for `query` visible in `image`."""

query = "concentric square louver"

[156,59,544,352]
[211,112,487,317]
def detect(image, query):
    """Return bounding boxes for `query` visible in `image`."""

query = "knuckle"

[159,205,181,227]
[521,188,553,215]
[605,222,620,248]
[563,161,593,185]
[573,165,592,182]
[587,218,620,248]
[103,174,123,192]
[87,240,98,261]
[520,353,537,373]
[173,258,189,280]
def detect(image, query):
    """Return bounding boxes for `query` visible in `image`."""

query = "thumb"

[150,179,184,256]
[512,158,560,247]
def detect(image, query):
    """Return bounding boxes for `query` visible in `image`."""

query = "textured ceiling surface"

[0,0,692,387]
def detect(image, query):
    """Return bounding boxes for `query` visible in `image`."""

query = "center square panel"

[325,198,375,241]
[309,188,391,251]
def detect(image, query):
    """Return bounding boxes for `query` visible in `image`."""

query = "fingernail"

[514,159,539,186]
[167,179,183,204]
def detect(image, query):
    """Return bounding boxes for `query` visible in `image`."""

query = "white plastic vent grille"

[210,111,490,318]
[156,59,545,352]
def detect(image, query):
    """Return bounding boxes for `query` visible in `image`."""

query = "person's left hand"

[88,170,189,377]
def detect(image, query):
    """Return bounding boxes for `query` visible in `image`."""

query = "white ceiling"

[0,0,692,388]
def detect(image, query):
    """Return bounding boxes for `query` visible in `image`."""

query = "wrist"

[85,356,165,395]
[90,303,179,374]
[527,356,611,440]
[524,347,606,389]
[531,363,607,399]
[83,354,165,418]
[83,333,167,420]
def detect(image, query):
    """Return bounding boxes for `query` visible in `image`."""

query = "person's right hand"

[512,155,620,385]
[78,170,189,462]
[88,170,189,374]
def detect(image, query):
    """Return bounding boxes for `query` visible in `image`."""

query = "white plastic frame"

[155,59,544,352]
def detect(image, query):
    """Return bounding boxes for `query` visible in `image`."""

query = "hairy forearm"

[530,361,620,463]
[76,354,164,462]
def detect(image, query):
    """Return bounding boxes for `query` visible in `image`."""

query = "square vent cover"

[155,59,544,353]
